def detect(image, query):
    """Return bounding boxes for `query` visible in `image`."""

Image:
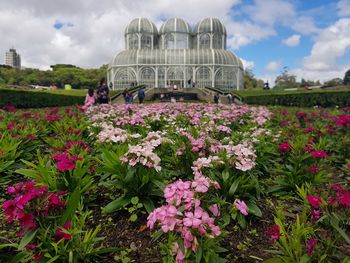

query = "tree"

[324,78,343,87]
[344,69,350,85]
[243,69,264,90]
[274,67,297,90]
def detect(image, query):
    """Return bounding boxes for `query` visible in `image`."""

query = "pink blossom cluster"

[217,125,232,133]
[121,143,161,172]
[2,181,66,236]
[220,141,256,171]
[250,106,273,125]
[180,131,206,155]
[147,177,221,262]
[114,113,145,126]
[97,124,128,143]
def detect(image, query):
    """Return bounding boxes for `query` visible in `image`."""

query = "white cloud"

[265,61,281,72]
[243,0,295,26]
[289,16,319,35]
[240,59,255,70]
[303,18,350,71]
[282,34,301,47]
[0,0,240,69]
[337,0,350,17]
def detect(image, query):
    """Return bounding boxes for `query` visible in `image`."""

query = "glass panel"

[128,34,139,50]
[199,34,210,49]
[165,34,175,49]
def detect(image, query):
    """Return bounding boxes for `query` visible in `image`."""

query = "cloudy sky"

[1,0,350,84]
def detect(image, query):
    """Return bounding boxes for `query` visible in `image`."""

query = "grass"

[0,86,119,97]
[232,87,350,98]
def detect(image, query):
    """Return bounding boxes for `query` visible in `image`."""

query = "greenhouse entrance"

[168,80,183,89]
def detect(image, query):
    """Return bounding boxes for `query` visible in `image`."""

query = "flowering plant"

[147,176,226,262]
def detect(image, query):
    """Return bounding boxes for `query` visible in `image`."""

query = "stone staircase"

[112,87,242,104]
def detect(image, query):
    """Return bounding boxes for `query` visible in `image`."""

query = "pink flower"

[306,236,317,256]
[234,199,248,216]
[310,150,328,158]
[209,204,220,217]
[183,210,202,228]
[307,195,323,208]
[266,224,281,241]
[347,163,350,170]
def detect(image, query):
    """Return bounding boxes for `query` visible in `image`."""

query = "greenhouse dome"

[108,17,244,90]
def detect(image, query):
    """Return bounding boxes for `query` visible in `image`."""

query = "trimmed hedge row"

[242,90,350,107]
[0,89,84,108]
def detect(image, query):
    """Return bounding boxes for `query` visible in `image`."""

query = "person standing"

[227,93,233,104]
[96,77,109,104]
[82,88,96,110]
[137,88,145,104]
[214,93,219,104]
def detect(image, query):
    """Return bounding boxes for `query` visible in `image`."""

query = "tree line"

[244,67,350,90]
[0,64,107,89]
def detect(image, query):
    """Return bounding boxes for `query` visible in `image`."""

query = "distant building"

[5,48,21,69]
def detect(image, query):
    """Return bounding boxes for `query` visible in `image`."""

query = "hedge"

[0,88,84,108]
[242,90,350,107]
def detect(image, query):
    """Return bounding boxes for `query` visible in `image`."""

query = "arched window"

[128,34,139,49]
[141,35,152,49]
[114,68,136,89]
[212,34,222,49]
[199,34,210,49]
[165,34,175,49]
[196,67,211,88]
[140,67,155,87]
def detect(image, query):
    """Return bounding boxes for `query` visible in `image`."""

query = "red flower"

[306,166,320,174]
[331,184,347,192]
[306,195,323,208]
[347,164,350,170]
[278,141,291,153]
[266,224,281,241]
[306,236,318,256]
[57,159,76,172]
[2,105,16,112]
[54,221,72,241]
[310,150,328,158]
[310,209,321,221]
[7,123,15,130]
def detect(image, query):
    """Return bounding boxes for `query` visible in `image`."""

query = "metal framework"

[108,18,244,90]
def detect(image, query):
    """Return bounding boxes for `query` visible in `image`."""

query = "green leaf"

[131,196,139,205]
[60,188,81,224]
[228,178,240,197]
[103,195,131,213]
[130,214,138,222]
[330,217,350,244]
[263,258,283,263]
[222,170,230,183]
[143,198,155,214]
[300,254,311,263]
[10,252,29,263]
[248,202,262,217]
[18,229,38,251]
[196,245,203,263]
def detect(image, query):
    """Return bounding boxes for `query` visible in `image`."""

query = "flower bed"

[0,103,349,262]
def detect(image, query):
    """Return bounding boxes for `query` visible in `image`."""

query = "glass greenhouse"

[107,18,244,90]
